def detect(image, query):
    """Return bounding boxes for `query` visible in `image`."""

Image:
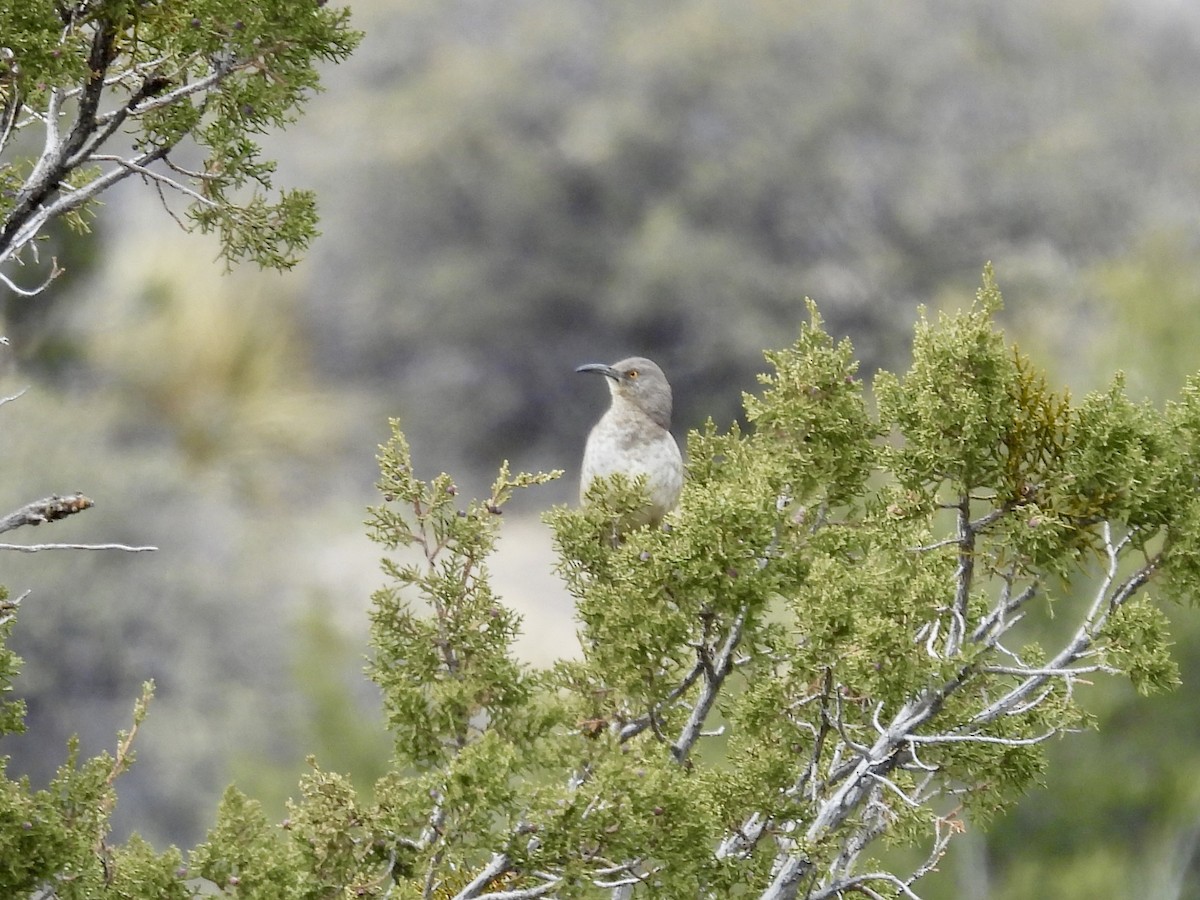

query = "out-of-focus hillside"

[284,0,1200,486]
[5,0,1200,895]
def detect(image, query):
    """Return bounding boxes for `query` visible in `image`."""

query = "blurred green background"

[4,0,1200,896]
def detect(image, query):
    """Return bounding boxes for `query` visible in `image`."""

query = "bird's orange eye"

[627,369,639,379]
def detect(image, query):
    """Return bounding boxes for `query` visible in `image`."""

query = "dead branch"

[0,492,95,534]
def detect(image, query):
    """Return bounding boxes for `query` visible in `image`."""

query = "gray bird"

[576,356,684,528]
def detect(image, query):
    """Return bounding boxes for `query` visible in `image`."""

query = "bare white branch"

[830,689,872,755]
[670,603,748,763]
[902,740,939,773]
[0,143,171,271]
[944,494,976,657]
[450,853,510,899]
[0,257,62,296]
[1001,684,1057,717]
[815,810,958,900]
[0,542,157,552]
[592,871,644,889]
[717,812,768,861]
[972,525,1157,728]
[0,387,27,407]
[972,581,1038,645]
[981,663,1112,678]
[0,588,31,628]
[469,886,560,900]
[88,155,219,208]
[618,659,705,743]
[907,728,1058,747]
[867,771,927,810]
[818,870,925,900]
[22,87,65,199]
[94,62,227,126]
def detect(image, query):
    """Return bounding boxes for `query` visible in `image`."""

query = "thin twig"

[0,260,62,296]
[0,387,28,407]
[88,154,218,207]
[618,660,705,743]
[0,542,157,552]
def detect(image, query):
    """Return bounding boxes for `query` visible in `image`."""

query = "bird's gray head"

[576,356,673,430]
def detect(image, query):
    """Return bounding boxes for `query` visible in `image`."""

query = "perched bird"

[576,356,684,529]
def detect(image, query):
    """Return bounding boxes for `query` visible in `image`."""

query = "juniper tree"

[194,268,1187,897]
[0,0,359,285]
[2,268,1193,896]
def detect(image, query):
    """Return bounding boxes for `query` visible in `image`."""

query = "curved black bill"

[575,363,621,379]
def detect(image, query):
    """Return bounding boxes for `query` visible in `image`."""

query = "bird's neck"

[607,396,670,432]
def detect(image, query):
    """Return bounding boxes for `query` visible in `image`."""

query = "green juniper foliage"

[0,269,1193,896]
[0,0,360,273]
